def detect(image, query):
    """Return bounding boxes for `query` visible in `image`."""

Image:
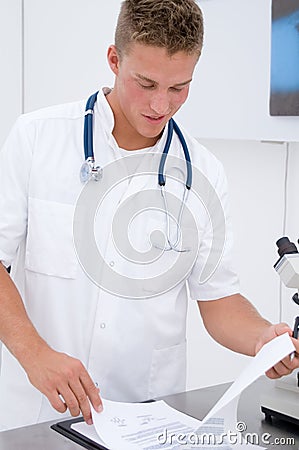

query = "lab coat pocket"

[149,340,187,398]
[25,197,78,278]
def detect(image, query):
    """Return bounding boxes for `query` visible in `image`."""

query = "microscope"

[261,237,299,425]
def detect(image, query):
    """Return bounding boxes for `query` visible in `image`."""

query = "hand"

[255,323,299,379]
[23,345,102,424]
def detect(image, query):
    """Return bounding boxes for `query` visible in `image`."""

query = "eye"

[138,82,155,90]
[170,87,184,93]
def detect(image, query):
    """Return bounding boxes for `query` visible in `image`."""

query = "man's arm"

[0,262,102,424]
[197,293,299,378]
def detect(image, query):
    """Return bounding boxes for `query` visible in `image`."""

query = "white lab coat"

[0,88,239,430]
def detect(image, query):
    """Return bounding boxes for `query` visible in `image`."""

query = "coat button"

[100,322,106,329]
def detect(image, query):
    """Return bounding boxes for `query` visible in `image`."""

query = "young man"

[0,0,298,431]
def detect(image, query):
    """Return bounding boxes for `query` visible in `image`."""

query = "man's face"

[107,42,199,148]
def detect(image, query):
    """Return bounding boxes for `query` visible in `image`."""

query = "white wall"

[1,0,298,392]
[0,0,23,368]
[23,0,119,112]
[0,0,22,146]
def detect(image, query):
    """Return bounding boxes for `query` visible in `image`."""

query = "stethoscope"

[80,91,193,252]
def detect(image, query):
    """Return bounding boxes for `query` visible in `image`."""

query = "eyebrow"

[135,73,192,87]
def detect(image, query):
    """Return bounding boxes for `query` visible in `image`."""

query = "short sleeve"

[187,159,240,301]
[0,116,34,267]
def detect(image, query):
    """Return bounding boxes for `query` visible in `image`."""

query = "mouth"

[142,114,166,125]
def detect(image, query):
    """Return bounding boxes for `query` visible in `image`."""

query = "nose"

[150,92,171,116]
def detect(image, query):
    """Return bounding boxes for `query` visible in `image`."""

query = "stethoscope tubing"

[83,91,192,191]
[84,91,99,161]
[82,91,193,252]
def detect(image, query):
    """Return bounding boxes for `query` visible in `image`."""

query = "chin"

[140,124,166,138]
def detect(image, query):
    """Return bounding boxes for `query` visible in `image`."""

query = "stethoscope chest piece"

[80,157,102,183]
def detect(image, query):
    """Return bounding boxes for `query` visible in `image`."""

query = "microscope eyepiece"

[276,237,298,257]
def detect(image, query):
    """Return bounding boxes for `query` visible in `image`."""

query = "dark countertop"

[0,376,298,449]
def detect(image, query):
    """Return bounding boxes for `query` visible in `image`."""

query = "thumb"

[273,322,292,337]
[255,323,292,355]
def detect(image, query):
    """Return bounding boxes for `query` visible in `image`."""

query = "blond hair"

[115,0,204,59]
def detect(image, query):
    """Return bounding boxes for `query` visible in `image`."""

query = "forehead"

[121,42,198,83]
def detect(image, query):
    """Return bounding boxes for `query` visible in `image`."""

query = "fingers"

[48,379,101,424]
[80,371,103,414]
[266,361,292,379]
[257,322,299,380]
[67,374,103,424]
[26,348,102,424]
[45,380,87,421]
[291,336,299,353]
[57,361,102,424]
[49,392,68,414]
[266,352,299,379]
[47,381,94,424]
[63,379,92,424]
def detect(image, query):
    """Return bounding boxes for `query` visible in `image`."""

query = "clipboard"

[51,417,109,450]
[51,399,155,449]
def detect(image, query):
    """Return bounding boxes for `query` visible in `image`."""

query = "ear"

[107,45,121,76]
